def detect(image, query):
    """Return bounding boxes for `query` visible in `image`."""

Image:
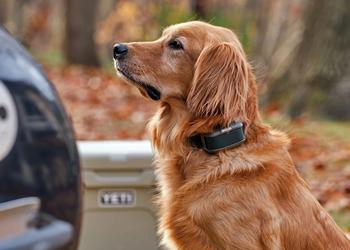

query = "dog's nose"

[113,43,128,59]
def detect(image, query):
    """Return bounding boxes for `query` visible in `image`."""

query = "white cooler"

[77,141,161,250]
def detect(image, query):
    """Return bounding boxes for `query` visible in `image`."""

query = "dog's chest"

[155,156,185,195]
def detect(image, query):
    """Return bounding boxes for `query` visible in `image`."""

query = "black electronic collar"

[189,122,246,154]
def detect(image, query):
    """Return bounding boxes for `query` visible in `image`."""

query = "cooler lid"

[78,141,154,170]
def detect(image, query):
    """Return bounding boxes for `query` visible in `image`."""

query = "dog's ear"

[187,42,250,124]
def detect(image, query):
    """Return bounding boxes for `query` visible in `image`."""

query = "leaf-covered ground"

[47,65,350,230]
[47,66,156,140]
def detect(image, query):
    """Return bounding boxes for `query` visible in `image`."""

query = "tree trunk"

[12,0,26,41]
[265,0,350,120]
[189,0,209,20]
[0,1,7,24]
[64,0,99,66]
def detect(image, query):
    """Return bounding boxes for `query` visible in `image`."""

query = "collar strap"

[189,122,246,153]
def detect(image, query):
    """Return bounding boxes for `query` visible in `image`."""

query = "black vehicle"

[0,26,82,250]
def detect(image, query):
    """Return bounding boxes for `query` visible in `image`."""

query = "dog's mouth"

[116,67,161,101]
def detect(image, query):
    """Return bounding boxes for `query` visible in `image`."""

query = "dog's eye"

[168,39,183,50]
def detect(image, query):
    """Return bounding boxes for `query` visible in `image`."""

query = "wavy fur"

[115,21,350,250]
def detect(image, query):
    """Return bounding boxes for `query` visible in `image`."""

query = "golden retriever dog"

[113,21,350,250]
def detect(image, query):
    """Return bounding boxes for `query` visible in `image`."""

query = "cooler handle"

[83,169,155,187]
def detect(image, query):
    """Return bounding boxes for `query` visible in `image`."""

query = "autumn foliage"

[1,0,349,235]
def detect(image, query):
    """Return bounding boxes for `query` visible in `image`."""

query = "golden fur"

[114,21,350,250]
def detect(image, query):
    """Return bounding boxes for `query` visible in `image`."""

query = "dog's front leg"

[160,209,219,250]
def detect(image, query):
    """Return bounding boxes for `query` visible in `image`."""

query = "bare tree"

[265,0,350,120]
[0,1,7,24]
[64,0,99,66]
[189,0,210,20]
[7,0,26,41]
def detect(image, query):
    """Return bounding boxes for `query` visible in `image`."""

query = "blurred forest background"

[1,0,350,230]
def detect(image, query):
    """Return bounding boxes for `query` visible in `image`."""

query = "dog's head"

[114,21,258,125]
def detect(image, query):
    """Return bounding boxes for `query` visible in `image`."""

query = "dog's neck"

[148,99,268,156]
